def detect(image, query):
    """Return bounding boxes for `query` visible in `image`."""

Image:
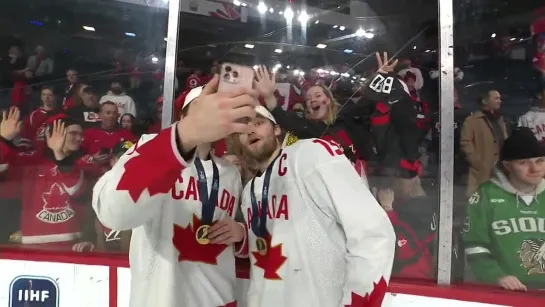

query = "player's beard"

[242,134,278,166]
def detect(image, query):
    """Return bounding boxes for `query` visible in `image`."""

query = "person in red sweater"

[82,101,136,165]
[0,108,95,250]
[147,96,163,134]
[22,86,60,144]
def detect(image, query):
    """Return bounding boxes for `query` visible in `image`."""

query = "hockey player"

[464,127,545,291]
[92,75,258,307]
[230,68,396,306]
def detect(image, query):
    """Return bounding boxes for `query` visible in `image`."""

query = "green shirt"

[463,180,545,285]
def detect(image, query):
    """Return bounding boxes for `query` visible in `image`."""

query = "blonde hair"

[306,85,341,125]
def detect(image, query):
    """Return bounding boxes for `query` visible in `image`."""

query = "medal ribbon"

[250,151,282,238]
[193,158,220,225]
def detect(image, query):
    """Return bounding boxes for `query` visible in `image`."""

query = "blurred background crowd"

[0,0,545,296]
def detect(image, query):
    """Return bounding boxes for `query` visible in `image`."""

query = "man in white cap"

[92,75,258,307]
[230,70,396,307]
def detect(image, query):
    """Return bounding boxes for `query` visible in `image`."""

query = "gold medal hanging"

[196,225,211,245]
[256,237,268,256]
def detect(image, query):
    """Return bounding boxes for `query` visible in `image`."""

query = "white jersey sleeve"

[296,138,396,306]
[517,108,545,142]
[93,125,192,230]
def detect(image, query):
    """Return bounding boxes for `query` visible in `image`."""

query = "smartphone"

[217,63,254,93]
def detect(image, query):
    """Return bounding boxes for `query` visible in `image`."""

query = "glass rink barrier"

[0,0,544,306]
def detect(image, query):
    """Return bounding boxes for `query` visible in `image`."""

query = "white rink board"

[0,259,110,307]
[1,260,512,307]
[120,270,511,307]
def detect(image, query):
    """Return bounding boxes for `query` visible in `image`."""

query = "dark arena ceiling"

[0,0,542,74]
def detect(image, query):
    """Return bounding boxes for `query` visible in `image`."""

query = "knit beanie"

[501,127,545,161]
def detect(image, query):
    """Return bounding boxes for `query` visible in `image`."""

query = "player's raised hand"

[376,52,398,74]
[208,219,246,245]
[0,107,22,141]
[177,74,258,151]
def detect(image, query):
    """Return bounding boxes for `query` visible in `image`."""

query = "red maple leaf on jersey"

[116,130,183,202]
[251,233,287,280]
[173,214,228,265]
[42,183,71,212]
[344,277,388,307]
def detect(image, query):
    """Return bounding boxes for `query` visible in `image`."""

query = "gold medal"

[196,225,211,245]
[256,237,268,256]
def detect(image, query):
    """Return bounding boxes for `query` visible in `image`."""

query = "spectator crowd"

[0,32,545,295]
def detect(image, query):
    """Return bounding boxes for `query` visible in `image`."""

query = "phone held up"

[217,63,254,94]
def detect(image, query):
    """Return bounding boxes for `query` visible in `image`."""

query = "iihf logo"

[9,276,59,307]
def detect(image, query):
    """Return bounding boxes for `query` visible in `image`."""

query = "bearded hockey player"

[464,127,545,291]
[93,75,259,307]
[233,109,396,304]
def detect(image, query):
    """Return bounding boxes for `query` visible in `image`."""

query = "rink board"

[0,248,542,307]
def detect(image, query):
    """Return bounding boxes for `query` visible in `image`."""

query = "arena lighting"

[298,11,309,24]
[413,45,417,49]
[164,37,167,41]
[286,65,291,69]
[257,2,267,14]
[352,76,357,80]
[341,72,350,78]
[509,37,516,41]
[294,69,300,75]
[316,43,327,49]
[269,7,274,13]
[343,49,353,54]
[284,7,294,20]
[355,28,365,37]
[274,63,282,68]
[360,77,366,81]
[315,20,319,24]
[244,44,255,49]
[491,33,497,38]
[274,49,283,53]
[82,25,95,32]
[333,25,338,28]
[330,71,339,76]
[339,26,345,31]
[253,65,259,70]
[125,32,136,37]
[233,0,241,6]
[364,32,375,39]
[151,56,159,63]
[242,3,247,7]
[299,71,305,76]
[317,68,324,73]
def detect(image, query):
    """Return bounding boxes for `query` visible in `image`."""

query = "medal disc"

[256,237,268,256]
[196,225,211,245]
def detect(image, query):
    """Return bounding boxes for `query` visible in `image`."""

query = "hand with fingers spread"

[498,275,527,292]
[177,74,258,152]
[254,65,277,110]
[376,52,398,74]
[208,219,246,245]
[46,120,67,159]
[0,107,22,141]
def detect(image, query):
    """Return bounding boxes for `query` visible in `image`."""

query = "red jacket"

[0,141,91,244]
[82,127,136,155]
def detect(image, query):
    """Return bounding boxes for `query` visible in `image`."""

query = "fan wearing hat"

[93,74,259,307]
[464,127,545,291]
[0,108,96,251]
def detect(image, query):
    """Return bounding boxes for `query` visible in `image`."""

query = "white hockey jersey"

[239,138,395,307]
[518,107,545,143]
[93,126,243,307]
